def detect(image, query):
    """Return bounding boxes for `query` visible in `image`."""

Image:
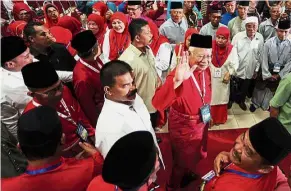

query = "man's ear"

[135,35,140,42]
[4,61,15,69]
[28,36,34,43]
[104,86,112,95]
[27,92,34,97]
[257,165,274,174]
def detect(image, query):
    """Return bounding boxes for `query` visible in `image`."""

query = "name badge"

[200,104,211,124]
[273,63,281,73]
[214,68,222,78]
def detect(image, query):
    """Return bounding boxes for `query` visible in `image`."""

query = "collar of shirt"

[104,96,137,113]
[265,18,278,27]
[26,157,63,172]
[128,44,150,57]
[275,36,288,44]
[242,32,261,41]
[170,18,183,27]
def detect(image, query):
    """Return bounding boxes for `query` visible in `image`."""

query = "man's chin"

[229,149,240,165]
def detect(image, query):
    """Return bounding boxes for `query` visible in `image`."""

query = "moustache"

[127,89,138,97]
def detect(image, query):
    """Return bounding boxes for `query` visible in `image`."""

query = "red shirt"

[2,152,103,191]
[204,164,289,191]
[23,86,95,149]
[73,58,104,127]
[153,68,212,116]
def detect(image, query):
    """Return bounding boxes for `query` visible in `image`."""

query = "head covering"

[245,16,258,25]
[238,1,249,7]
[103,131,156,189]
[7,20,27,37]
[170,1,183,9]
[128,1,142,6]
[190,34,212,48]
[109,12,131,60]
[92,1,109,16]
[71,30,96,54]
[43,3,59,28]
[12,2,35,21]
[175,28,198,56]
[57,16,82,37]
[1,36,27,65]
[87,14,108,44]
[18,106,62,147]
[209,7,222,14]
[21,60,59,89]
[50,26,77,56]
[249,117,291,165]
[278,18,290,30]
[212,27,233,68]
[148,20,169,56]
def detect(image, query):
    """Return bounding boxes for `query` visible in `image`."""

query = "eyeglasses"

[34,83,63,97]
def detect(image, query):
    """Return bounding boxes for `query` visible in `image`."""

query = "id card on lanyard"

[191,72,211,124]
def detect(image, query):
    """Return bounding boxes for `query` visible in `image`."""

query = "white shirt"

[159,18,188,45]
[1,68,31,137]
[95,94,164,167]
[232,31,264,79]
[199,22,227,39]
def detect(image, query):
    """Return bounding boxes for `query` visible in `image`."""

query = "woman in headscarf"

[147,20,171,82]
[12,2,40,23]
[102,12,130,63]
[43,3,60,28]
[87,14,108,46]
[57,15,82,37]
[210,26,238,125]
[50,26,77,57]
[92,1,109,16]
[7,20,27,38]
[92,1,113,26]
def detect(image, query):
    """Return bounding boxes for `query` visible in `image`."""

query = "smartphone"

[76,123,88,142]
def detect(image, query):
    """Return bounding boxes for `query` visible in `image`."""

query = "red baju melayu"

[152,68,212,188]
[204,164,289,191]
[2,152,103,191]
[73,58,104,127]
[23,86,95,157]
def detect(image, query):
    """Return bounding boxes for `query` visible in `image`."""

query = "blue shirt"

[220,11,238,26]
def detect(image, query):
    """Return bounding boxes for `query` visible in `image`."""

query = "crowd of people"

[1,0,291,191]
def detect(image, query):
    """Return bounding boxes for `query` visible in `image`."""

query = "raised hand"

[214,151,230,176]
[174,51,197,89]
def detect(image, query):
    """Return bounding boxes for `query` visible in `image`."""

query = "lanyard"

[79,59,100,73]
[26,162,62,175]
[191,72,206,104]
[32,99,77,126]
[224,169,263,179]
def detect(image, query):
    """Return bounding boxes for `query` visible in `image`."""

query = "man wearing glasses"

[159,1,188,45]
[221,1,237,25]
[21,60,95,158]
[153,34,212,189]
